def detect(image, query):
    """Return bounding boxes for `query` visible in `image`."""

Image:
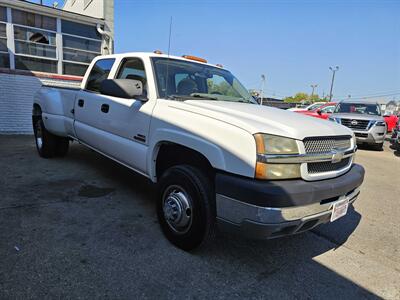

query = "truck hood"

[170,100,353,140]
[330,113,384,121]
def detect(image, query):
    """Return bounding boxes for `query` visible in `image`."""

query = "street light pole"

[329,66,339,101]
[310,84,318,102]
[260,74,266,106]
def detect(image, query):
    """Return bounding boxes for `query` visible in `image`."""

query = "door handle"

[78,99,84,107]
[101,104,109,113]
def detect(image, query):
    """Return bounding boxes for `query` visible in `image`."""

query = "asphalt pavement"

[0,135,399,299]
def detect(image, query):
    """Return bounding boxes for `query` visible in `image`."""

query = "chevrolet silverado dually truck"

[33,52,365,250]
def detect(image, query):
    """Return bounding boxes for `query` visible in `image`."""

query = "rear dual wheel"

[33,116,69,158]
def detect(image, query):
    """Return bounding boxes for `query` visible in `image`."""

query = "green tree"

[283,92,309,103]
[283,92,328,103]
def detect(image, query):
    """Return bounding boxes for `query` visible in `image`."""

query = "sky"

[34,0,400,102]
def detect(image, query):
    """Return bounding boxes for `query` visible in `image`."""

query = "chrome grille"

[308,157,351,174]
[303,136,351,154]
[341,119,370,130]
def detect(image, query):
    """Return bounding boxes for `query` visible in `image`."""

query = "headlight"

[374,121,386,127]
[254,133,299,154]
[254,134,301,180]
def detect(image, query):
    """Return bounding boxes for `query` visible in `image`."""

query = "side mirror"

[100,79,147,101]
[317,110,322,115]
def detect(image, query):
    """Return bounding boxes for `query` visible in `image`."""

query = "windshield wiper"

[166,94,218,101]
[189,93,218,100]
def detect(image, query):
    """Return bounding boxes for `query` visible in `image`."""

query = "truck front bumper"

[215,164,365,239]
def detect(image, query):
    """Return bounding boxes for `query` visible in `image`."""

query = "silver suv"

[329,101,387,150]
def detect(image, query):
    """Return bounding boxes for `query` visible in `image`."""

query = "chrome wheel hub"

[35,121,43,149]
[163,186,192,234]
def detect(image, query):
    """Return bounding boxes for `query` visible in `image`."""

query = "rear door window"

[85,58,115,92]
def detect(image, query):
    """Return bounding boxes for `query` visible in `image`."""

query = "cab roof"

[96,52,226,70]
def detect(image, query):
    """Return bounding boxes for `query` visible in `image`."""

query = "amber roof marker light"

[154,50,163,54]
[182,55,208,63]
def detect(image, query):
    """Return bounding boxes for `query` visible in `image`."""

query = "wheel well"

[33,104,42,116]
[156,143,215,181]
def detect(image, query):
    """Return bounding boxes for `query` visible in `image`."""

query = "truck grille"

[341,119,370,130]
[308,157,351,174]
[303,136,351,154]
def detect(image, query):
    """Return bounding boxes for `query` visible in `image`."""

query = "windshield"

[151,57,256,104]
[334,103,381,116]
[307,103,324,110]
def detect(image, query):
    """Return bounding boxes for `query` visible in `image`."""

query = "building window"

[15,56,57,73]
[12,9,56,31]
[10,10,58,72]
[63,62,88,77]
[0,6,6,22]
[62,20,102,76]
[0,11,8,68]
[14,26,57,58]
[61,20,101,40]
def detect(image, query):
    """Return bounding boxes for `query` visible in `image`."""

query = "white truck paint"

[33,52,365,250]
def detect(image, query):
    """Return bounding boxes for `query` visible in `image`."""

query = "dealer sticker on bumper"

[330,199,349,222]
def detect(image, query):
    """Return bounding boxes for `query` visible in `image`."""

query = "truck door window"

[116,58,147,94]
[85,58,115,92]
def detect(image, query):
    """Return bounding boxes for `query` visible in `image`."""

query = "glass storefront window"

[63,62,89,76]
[15,56,57,73]
[0,53,9,68]
[61,20,101,40]
[0,6,6,22]
[12,9,56,31]
[15,41,56,58]
[62,35,101,53]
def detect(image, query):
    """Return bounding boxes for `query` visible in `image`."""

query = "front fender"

[147,128,226,181]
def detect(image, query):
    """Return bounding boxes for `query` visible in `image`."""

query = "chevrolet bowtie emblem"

[331,149,344,164]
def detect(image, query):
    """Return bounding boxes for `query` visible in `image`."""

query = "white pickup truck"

[33,52,365,250]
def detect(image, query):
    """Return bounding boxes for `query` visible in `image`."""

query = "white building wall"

[0,73,81,133]
[63,0,105,19]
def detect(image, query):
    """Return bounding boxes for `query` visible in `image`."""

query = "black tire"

[157,165,216,251]
[32,116,69,158]
[374,142,384,151]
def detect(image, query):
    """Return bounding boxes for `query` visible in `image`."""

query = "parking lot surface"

[0,135,399,299]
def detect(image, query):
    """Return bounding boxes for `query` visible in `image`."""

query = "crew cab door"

[74,57,154,174]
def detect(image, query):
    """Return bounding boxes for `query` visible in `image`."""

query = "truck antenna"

[167,16,172,57]
[165,16,172,98]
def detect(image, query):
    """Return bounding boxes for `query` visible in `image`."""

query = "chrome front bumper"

[216,188,360,239]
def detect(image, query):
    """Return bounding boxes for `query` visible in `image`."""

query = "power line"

[334,92,400,100]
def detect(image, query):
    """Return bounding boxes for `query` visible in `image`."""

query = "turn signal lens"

[254,134,301,179]
[256,162,301,180]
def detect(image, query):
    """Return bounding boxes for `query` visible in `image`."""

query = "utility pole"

[260,74,266,106]
[328,66,339,101]
[310,84,318,102]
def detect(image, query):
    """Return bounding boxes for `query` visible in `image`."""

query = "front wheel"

[374,142,384,151]
[157,165,216,251]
